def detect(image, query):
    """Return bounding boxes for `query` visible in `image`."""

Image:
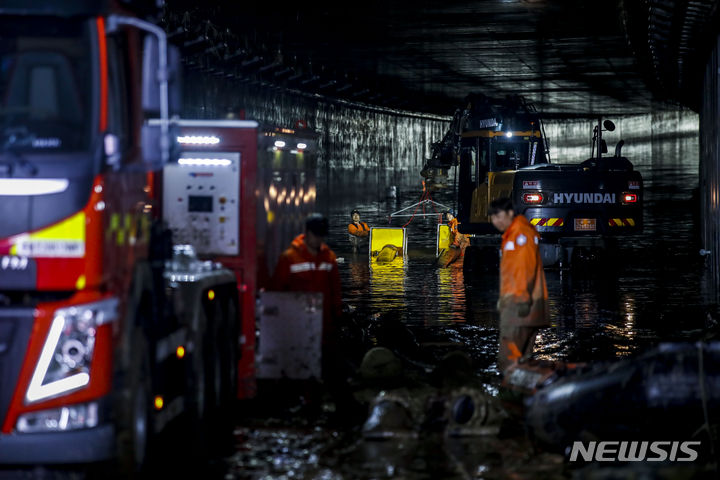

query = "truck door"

[486,139,529,218]
[469,137,519,223]
[470,141,489,223]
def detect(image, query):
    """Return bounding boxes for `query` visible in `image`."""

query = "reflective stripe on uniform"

[289,261,334,273]
[290,262,314,273]
[504,241,515,251]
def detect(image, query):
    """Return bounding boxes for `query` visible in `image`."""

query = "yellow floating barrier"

[436,223,450,257]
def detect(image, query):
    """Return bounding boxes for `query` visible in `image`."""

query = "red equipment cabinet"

[162,120,318,398]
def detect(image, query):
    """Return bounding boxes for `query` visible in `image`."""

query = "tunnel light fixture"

[297,142,307,150]
[177,135,221,145]
[178,158,232,167]
[505,131,513,138]
[274,140,287,148]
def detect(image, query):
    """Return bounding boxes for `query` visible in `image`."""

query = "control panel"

[162,152,240,256]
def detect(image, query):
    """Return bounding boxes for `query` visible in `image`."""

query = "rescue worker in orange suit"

[446,210,470,254]
[348,209,370,252]
[438,211,470,267]
[272,213,346,397]
[489,197,549,372]
[272,213,343,350]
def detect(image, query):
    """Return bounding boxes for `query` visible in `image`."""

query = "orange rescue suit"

[499,214,549,327]
[448,218,460,237]
[348,221,370,237]
[271,234,343,342]
[448,218,469,250]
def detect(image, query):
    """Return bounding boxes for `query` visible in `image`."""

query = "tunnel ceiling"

[162,0,720,117]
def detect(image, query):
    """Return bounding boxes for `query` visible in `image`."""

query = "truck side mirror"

[141,122,180,169]
[600,139,608,154]
[141,36,182,116]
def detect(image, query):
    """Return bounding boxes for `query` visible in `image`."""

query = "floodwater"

[222,130,717,479]
[325,131,710,367]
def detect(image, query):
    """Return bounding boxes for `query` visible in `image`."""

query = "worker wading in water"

[489,198,549,372]
[438,210,470,267]
[272,213,343,378]
[348,208,370,252]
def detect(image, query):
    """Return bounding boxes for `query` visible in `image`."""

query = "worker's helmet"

[351,208,360,218]
[305,213,329,237]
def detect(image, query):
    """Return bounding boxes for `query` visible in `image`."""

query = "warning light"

[522,193,544,204]
[154,396,164,410]
[176,346,186,359]
[622,193,638,204]
[207,289,215,301]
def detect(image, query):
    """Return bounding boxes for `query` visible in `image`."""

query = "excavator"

[422,93,550,233]
[424,93,643,267]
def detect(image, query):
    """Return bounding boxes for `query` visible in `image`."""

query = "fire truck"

[0,0,318,472]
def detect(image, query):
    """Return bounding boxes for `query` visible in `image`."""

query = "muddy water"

[226,132,714,479]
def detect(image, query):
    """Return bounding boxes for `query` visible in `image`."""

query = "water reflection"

[434,264,467,324]
[369,258,407,315]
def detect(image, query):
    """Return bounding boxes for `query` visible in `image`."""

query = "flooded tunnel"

[1,0,720,479]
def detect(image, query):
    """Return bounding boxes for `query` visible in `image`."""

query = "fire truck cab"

[0,1,240,471]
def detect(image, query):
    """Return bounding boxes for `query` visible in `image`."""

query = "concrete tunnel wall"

[181,70,450,204]
[544,111,698,165]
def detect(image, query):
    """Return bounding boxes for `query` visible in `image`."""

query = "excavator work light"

[622,193,638,204]
[522,193,543,204]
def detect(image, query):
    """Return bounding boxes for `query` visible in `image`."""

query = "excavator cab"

[457,128,547,234]
[423,94,549,235]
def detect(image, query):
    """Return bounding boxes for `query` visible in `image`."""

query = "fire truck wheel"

[183,307,210,461]
[203,299,229,437]
[187,298,226,454]
[221,295,239,414]
[213,294,238,451]
[116,330,152,476]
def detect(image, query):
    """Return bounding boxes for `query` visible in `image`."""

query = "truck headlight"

[26,298,118,403]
